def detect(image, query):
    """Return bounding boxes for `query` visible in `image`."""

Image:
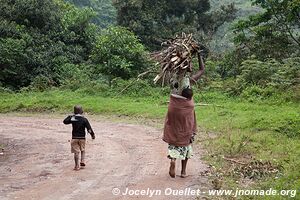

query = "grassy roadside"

[1,89,299,199]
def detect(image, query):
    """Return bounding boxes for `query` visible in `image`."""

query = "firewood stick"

[223,157,247,165]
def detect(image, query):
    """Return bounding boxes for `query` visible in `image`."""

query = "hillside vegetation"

[0,0,299,198]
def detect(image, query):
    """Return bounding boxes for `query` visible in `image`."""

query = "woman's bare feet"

[169,159,176,178]
[80,162,86,167]
[180,158,188,178]
[73,166,80,171]
[180,172,188,178]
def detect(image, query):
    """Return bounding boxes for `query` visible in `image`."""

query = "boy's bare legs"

[80,151,86,166]
[169,158,176,178]
[181,158,188,178]
[74,153,80,170]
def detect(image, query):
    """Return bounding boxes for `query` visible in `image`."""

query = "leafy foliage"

[91,26,150,84]
[209,0,262,52]
[223,57,300,96]
[0,0,97,89]
[233,0,300,59]
[65,0,116,28]
[113,0,237,50]
[0,0,299,102]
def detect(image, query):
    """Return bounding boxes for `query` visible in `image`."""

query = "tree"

[0,0,62,33]
[113,0,237,50]
[65,0,117,28]
[0,0,97,89]
[0,0,63,88]
[90,26,149,85]
[233,0,300,60]
[0,38,29,88]
[59,1,97,61]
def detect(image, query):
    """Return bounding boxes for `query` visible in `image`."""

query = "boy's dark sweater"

[63,115,95,139]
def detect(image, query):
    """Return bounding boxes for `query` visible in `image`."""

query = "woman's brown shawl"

[163,95,197,146]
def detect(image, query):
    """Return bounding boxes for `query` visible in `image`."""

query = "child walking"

[63,105,95,170]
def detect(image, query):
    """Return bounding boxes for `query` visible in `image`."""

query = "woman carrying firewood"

[163,52,205,178]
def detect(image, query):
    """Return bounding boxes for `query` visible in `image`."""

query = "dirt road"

[0,115,209,200]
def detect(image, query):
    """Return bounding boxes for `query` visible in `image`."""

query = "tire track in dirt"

[0,115,209,200]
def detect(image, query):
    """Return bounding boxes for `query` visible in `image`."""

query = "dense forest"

[1,0,299,98]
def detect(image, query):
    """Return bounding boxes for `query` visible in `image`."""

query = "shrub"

[58,63,90,90]
[275,117,300,138]
[237,59,278,88]
[241,85,276,99]
[29,75,55,91]
[223,57,300,101]
[90,26,151,84]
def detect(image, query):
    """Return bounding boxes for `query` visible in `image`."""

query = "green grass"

[0,89,168,117]
[0,89,299,199]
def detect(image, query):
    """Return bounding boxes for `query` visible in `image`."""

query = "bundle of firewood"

[152,33,200,86]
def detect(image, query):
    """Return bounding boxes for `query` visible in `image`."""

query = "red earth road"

[0,115,209,200]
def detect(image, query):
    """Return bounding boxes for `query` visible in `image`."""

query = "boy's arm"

[63,115,72,124]
[85,119,95,139]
